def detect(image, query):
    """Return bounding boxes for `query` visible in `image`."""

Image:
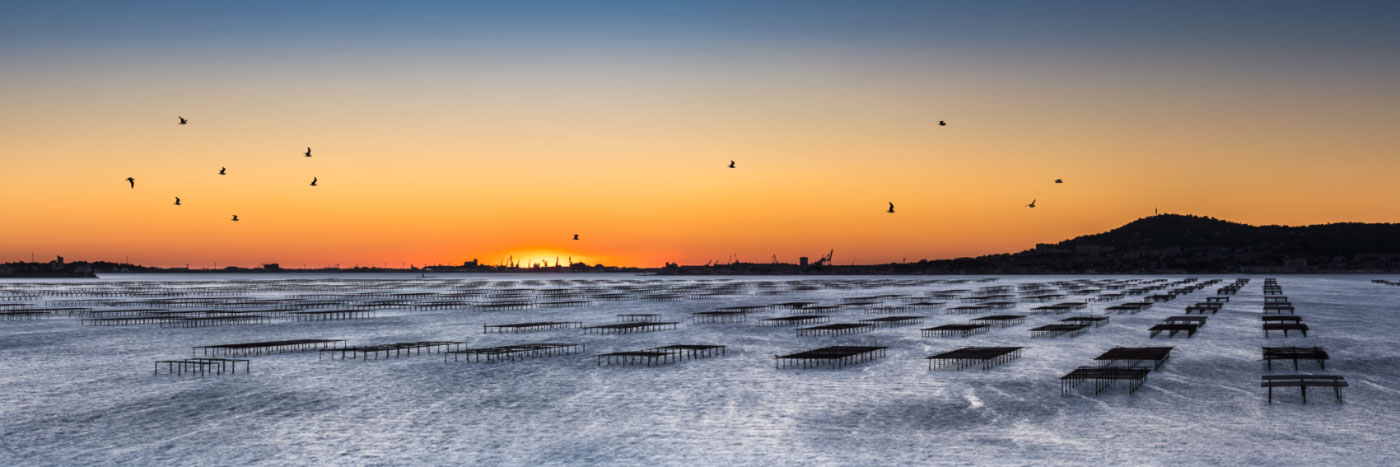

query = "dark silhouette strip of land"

[659,214,1400,274]
[9,214,1400,277]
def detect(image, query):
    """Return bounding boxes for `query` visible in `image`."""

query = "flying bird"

[728,160,735,168]
[310,177,317,187]
[219,167,226,175]
[1026,199,1037,208]
[174,197,181,206]
[939,120,946,126]
[178,116,187,125]
[231,215,239,222]
[126,177,135,189]
[1054,179,1063,184]
[304,147,312,157]
[573,234,579,240]
[887,202,895,214]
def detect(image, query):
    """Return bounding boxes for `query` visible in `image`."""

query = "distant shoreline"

[11,214,1400,277]
[3,270,1396,280]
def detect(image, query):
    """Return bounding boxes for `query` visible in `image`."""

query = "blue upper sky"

[5,1,1398,58]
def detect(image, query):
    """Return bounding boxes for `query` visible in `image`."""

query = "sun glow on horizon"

[483,249,611,268]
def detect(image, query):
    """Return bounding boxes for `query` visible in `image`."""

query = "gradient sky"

[3,1,1399,267]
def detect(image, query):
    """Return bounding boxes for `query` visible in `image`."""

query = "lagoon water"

[2,273,1399,466]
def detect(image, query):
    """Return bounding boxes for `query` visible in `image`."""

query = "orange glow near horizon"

[3,5,1400,268]
[3,60,1399,268]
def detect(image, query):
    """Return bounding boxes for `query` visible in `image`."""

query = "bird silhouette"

[1026,199,1037,208]
[219,167,226,175]
[728,160,735,168]
[1054,178,1063,184]
[126,177,135,189]
[231,215,239,222]
[174,197,181,206]
[178,116,187,125]
[887,202,895,214]
[304,147,312,157]
[939,120,946,126]
[310,177,318,187]
[573,234,579,240]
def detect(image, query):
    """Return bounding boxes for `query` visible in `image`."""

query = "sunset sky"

[3,1,1399,267]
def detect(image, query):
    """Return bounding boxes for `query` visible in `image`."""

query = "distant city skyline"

[3,1,1398,267]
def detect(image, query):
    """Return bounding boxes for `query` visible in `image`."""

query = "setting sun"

[483,248,605,268]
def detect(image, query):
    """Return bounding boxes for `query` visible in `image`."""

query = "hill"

[662,214,1400,274]
[1057,214,1400,255]
[933,214,1400,274]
